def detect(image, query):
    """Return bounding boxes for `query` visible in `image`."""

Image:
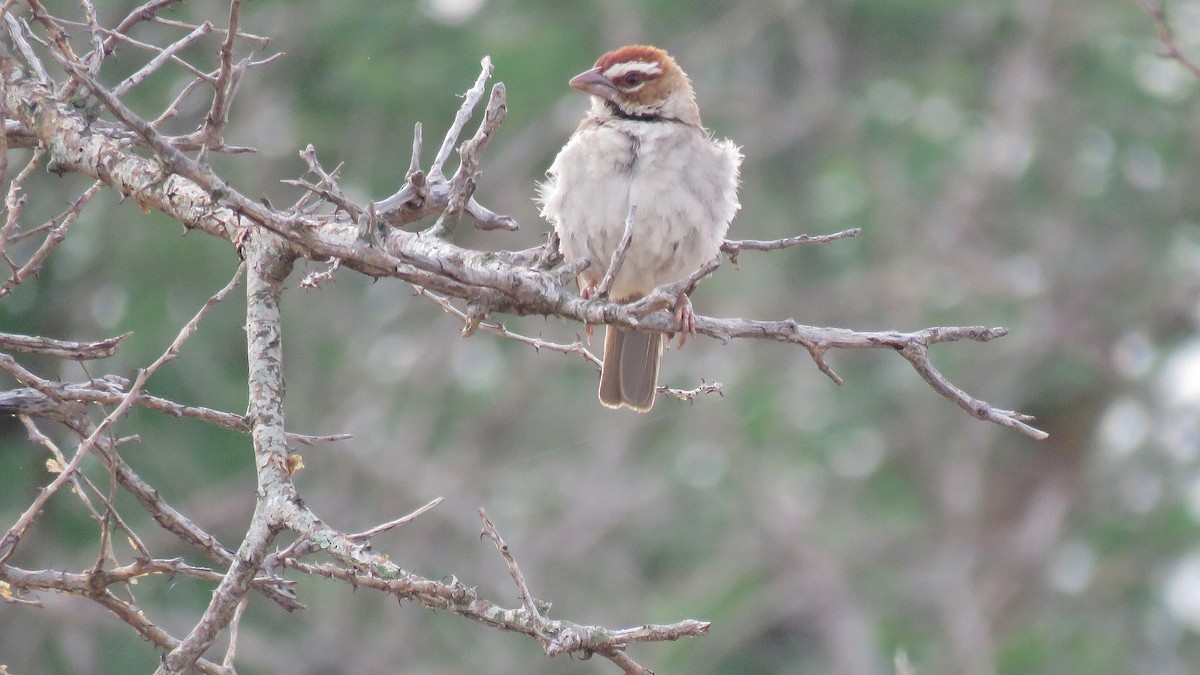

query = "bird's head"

[569,45,701,126]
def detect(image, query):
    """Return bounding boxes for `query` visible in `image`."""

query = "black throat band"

[606,100,668,123]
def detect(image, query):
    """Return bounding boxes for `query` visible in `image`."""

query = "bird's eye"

[623,73,642,87]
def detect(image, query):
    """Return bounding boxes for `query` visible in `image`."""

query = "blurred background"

[2,0,1200,673]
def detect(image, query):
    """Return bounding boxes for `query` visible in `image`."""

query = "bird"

[538,45,742,412]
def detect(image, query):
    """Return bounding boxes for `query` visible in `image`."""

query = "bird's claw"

[580,279,596,344]
[672,293,695,348]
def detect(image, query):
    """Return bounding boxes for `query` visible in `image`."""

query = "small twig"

[626,258,722,320]
[20,416,104,533]
[898,338,1047,439]
[223,596,248,669]
[659,379,724,403]
[298,257,341,289]
[443,81,508,229]
[607,652,652,675]
[284,178,360,217]
[0,331,128,360]
[413,285,602,368]
[347,497,444,543]
[721,227,860,267]
[152,16,270,47]
[81,23,215,82]
[4,14,50,83]
[79,0,105,75]
[293,145,361,218]
[1135,0,1200,80]
[595,204,637,299]
[112,21,212,98]
[201,0,242,144]
[0,377,349,448]
[478,508,547,635]
[430,56,493,178]
[151,76,207,128]
[1,148,44,262]
[1,180,104,300]
[408,122,423,175]
[102,0,192,54]
[464,197,518,231]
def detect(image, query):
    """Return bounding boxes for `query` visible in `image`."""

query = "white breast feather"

[539,119,741,301]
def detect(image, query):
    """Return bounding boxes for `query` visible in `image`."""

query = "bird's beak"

[569,67,617,101]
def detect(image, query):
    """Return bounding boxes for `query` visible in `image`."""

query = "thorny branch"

[0,1,1048,674]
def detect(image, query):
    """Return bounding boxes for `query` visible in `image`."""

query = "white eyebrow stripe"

[603,60,662,78]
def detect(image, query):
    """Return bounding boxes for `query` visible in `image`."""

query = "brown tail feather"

[599,326,661,412]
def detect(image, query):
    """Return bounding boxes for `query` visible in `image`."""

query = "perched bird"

[539,45,742,412]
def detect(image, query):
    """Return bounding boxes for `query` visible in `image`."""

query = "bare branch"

[0,148,41,272]
[413,284,602,368]
[0,44,1040,434]
[89,25,215,82]
[0,372,348,448]
[898,339,1046,439]
[341,498,446,545]
[112,22,213,98]
[430,56,493,178]
[199,0,243,147]
[103,0,192,54]
[274,522,709,670]
[3,14,49,83]
[0,330,128,360]
[78,0,104,75]
[152,16,270,47]
[1,181,103,299]
[0,560,238,674]
[157,238,288,674]
[440,81,511,231]
[595,204,637,299]
[0,264,246,564]
[479,508,548,636]
[722,227,861,266]
[1135,0,1200,80]
[659,379,724,403]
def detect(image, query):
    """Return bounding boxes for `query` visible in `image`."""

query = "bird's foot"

[671,293,695,348]
[580,279,596,344]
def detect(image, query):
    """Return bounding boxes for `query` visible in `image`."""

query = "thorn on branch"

[299,257,340,289]
[659,379,724,403]
[807,345,844,385]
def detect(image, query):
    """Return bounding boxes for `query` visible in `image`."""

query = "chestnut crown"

[569,45,701,126]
